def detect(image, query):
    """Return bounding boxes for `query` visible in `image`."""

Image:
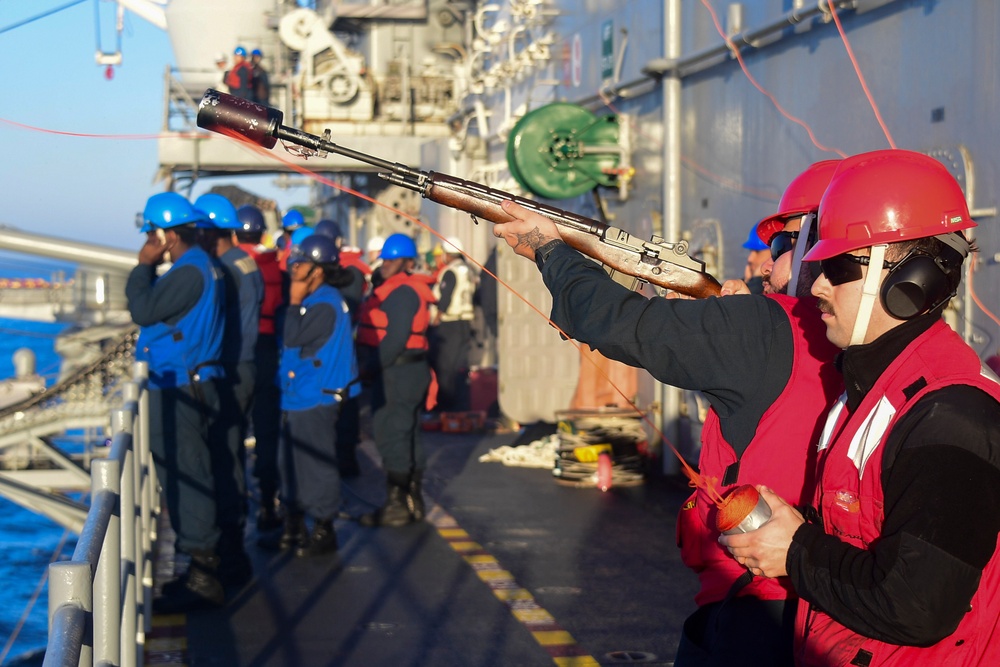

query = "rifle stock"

[196,89,721,298]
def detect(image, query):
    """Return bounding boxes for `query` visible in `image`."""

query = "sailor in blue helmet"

[270,234,359,556]
[126,191,226,611]
[225,45,255,100]
[193,193,264,587]
[234,204,287,530]
[250,47,270,105]
[314,218,367,477]
[356,233,436,527]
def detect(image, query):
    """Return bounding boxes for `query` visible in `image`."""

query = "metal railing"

[43,362,158,667]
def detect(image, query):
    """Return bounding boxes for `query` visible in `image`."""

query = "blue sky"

[0,2,300,251]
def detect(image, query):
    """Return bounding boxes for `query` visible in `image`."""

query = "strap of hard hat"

[787,213,814,295]
[849,243,887,347]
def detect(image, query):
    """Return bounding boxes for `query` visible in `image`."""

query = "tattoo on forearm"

[516,228,549,251]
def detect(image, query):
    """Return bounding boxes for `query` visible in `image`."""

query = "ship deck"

[149,425,698,667]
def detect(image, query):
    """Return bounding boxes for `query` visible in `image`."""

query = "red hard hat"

[756,160,841,245]
[803,150,976,261]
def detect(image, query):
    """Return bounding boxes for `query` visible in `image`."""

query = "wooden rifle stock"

[424,175,722,299]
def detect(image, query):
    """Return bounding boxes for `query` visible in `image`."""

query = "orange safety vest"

[357,272,435,350]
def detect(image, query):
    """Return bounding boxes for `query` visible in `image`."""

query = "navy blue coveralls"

[126,246,224,554]
[279,284,357,521]
[213,247,264,562]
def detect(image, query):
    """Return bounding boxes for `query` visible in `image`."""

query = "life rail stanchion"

[92,457,122,665]
[113,402,140,667]
[44,562,91,667]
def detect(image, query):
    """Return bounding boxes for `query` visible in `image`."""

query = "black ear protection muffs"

[880,233,971,320]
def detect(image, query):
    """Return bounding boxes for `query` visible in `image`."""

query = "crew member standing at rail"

[274,234,358,556]
[194,193,263,588]
[357,233,436,527]
[235,204,286,530]
[491,162,844,667]
[722,150,1000,667]
[126,192,226,612]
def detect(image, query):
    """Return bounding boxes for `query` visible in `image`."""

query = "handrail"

[43,362,158,667]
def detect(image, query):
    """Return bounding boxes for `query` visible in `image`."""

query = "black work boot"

[257,511,307,551]
[359,472,413,527]
[153,550,225,613]
[407,470,426,521]
[296,519,338,557]
[256,488,282,531]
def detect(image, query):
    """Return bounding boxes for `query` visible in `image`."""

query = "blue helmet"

[742,224,769,251]
[290,226,315,248]
[194,193,241,230]
[380,233,418,260]
[282,209,305,230]
[288,234,339,267]
[314,219,343,242]
[234,46,247,57]
[236,205,266,235]
[251,48,263,58]
[141,192,204,232]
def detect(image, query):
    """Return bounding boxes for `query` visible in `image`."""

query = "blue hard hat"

[234,46,247,57]
[141,192,204,232]
[236,205,266,235]
[290,226,315,248]
[251,48,263,57]
[282,209,305,230]
[380,233,418,260]
[288,234,339,267]
[314,219,343,242]
[194,193,241,230]
[742,224,769,251]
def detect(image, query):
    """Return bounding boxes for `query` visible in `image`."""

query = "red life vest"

[240,244,284,335]
[796,320,1000,667]
[356,272,435,350]
[225,60,254,92]
[677,294,841,605]
[340,249,372,276]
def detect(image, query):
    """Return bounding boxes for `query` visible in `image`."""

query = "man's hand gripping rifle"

[196,89,721,298]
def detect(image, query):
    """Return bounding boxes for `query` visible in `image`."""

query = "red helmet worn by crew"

[803,150,977,262]
[756,160,841,245]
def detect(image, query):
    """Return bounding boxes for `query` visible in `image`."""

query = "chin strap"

[849,243,887,346]
[787,213,813,295]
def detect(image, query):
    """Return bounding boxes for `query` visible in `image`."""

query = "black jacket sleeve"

[126,263,204,327]
[541,242,794,450]
[283,301,335,358]
[788,385,1000,645]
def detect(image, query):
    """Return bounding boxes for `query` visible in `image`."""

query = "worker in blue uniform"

[274,234,358,556]
[126,192,226,612]
[357,234,436,527]
[234,204,286,531]
[194,193,264,587]
[314,218,367,477]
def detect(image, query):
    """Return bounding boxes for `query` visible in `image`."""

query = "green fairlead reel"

[506,102,628,200]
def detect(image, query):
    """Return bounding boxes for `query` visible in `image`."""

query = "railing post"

[47,562,92,667]
[117,428,138,666]
[133,361,153,663]
[92,458,121,666]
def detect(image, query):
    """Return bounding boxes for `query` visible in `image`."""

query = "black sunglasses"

[769,231,799,261]
[819,253,899,286]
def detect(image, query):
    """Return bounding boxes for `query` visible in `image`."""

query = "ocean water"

[0,252,79,664]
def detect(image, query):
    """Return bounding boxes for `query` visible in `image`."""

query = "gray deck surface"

[172,425,698,666]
